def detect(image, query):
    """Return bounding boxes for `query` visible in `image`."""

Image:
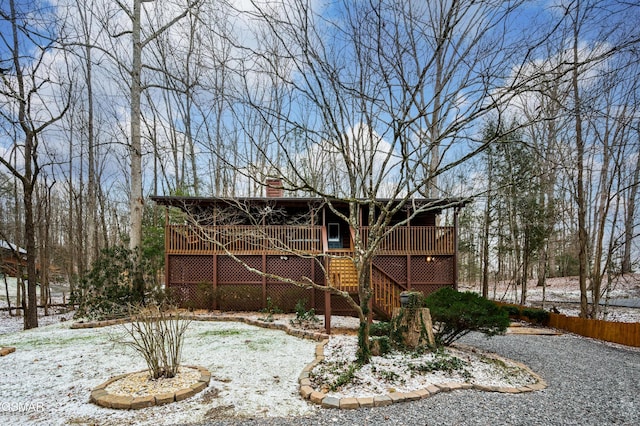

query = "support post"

[212,254,218,310]
[262,254,267,308]
[454,207,460,291]
[324,290,331,335]
[163,207,170,292]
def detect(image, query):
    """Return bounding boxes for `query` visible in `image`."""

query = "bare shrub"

[120,304,191,379]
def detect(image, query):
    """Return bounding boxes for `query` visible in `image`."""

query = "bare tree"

[621,66,640,275]
[93,0,202,298]
[146,5,206,196]
[622,136,640,274]
[195,4,237,196]
[584,49,640,317]
[0,0,70,328]
[73,0,101,266]
[192,0,553,362]
[562,0,640,317]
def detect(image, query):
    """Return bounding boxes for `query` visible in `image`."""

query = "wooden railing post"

[164,208,169,291]
[324,286,331,335]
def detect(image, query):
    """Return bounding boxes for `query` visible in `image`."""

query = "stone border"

[90,365,210,410]
[298,340,548,409]
[0,346,16,356]
[71,313,330,342]
[75,314,546,410]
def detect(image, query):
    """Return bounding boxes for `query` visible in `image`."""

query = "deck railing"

[359,226,456,255]
[165,224,455,256]
[167,225,323,255]
[371,265,403,317]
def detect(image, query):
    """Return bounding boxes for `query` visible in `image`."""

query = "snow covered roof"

[0,240,27,255]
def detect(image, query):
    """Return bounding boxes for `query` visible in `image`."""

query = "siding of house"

[153,196,461,317]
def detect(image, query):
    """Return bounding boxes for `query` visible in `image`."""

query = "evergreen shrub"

[424,287,510,346]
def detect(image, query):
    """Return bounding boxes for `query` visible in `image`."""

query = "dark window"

[328,223,342,248]
[328,223,340,242]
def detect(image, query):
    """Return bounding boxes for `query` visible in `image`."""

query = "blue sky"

[1,0,638,200]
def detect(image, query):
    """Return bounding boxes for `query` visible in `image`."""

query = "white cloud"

[289,122,404,198]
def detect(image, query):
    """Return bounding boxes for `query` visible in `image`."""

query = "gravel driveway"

[193,332,640,426]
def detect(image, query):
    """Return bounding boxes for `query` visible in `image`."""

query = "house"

[0,240,27,277]
[151,189,465,330]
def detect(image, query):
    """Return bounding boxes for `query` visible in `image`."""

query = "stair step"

[329,258,358,291]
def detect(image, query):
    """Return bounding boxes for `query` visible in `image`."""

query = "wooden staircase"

[328,258,359,293]
[371,265,404,319]
[329,258,406,320]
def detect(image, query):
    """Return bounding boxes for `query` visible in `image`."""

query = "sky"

[0,0,638,202]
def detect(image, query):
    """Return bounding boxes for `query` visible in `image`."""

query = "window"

[328,223,342,248]
[328,223,340,242]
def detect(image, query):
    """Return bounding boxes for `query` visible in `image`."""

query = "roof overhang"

[150,195,470,213]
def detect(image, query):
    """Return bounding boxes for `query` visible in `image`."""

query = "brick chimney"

[265,178,284,197]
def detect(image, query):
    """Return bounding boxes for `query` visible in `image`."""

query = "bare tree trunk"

[18,274,25,318]
[130,0,144,256]
[622,135,640,274]
[98,186,110,250]
[12,153,22,315]
[126,0,198,298]
[482,159,492,299]
[183,12,199,195]
[589,121,612,318]
[572,12,590,318]
[38,187,47,313]
[23,172,38,329]
[86,43,99,265]
[521,235,529,306]
[355,262,372,363]
[3,274,12,316]
[11,0,38,328]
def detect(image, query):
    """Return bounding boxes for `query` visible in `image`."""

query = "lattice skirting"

[169,282,320,312]
[409,255,454,284]
[372,255,454,289]
[167,254,455,312]
[167,254,323,312]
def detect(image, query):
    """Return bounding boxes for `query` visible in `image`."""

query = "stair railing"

[370,264,406,318]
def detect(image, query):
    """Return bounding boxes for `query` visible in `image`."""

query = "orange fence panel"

[547,313,640,347]
[494,301,640,347]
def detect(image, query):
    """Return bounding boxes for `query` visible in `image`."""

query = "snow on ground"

[459,273,640,323]
[0,320,318,425]
[0,312,542,425]
[0,276,70,306]
[0,276,72,334]
[1,274,638,423]
[311,335,537,399]
[0,308,72,335]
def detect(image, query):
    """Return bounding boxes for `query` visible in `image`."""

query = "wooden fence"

[494,301,640,347]
[547,312,640,347]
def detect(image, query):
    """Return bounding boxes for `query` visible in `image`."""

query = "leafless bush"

[120,304,191,379]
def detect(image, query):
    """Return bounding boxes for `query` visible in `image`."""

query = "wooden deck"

[165,224,456,256]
